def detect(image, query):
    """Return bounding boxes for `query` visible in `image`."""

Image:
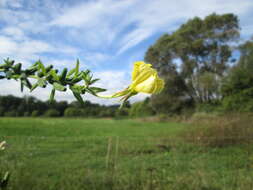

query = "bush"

[129,100,154,118]
[4,111,17,117]
[196,102,221,113]
[64,107,83,117]
[184,114,253,147]
[0,107,4,116]
[98,109,115,117]
[23,112,30,117]
[222,87,253,112]
[44,109,60,117]
[115,108,129,119]
[31,110,40,117]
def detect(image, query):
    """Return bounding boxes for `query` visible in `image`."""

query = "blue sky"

[0,0,253,104]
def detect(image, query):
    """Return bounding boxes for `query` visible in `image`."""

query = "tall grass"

[0,118,253,189]
[184,113,253,147]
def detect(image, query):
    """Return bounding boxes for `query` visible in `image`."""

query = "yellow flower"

[97,61,164,104]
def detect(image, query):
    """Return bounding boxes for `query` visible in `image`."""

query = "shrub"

[44,109,60,117]
[31,110,40,117]
[115,108,129,119]
[129,100,154,118]
[64,107,83,117]
[23,112,30,117]
[222,87,253,112]
[184,114,253,147]
[4,111,17,117]
[0,107,4,116]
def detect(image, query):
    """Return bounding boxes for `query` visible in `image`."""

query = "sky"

[0,0,252,105]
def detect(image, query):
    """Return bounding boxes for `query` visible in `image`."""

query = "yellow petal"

[134,75,157,93]
[134,73,165,94]
[131,67,155,89]
[132,61,143,81]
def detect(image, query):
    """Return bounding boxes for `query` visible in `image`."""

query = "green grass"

[0,118,253,190]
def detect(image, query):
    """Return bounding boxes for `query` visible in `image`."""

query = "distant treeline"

[0,94,157,118]
[0,95,121,117]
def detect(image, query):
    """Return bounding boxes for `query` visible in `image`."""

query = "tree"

[64,107,83,117]
[221,40,253,112]
[44,109,60,117]
[129,98,154,117]
[145,13,240,113]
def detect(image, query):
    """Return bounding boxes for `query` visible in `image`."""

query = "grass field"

[0,118,253,190]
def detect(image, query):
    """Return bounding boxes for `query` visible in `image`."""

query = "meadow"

[0,118,253,190]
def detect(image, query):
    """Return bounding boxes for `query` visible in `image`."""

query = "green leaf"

[70,84,83,94]
[71,76,82,83]
[45,65,53,73]
[20,81,24,92]
[53,82,66,91]
[13,63,22,73]
[72,91,84,104]
[67,68,76,77]
[90,78,100,84]
[38,78,47,87]
[89,87,106,94]
[49,70,59,81]
[50,88,56,102]
[75,59,80,77]
[30,83,39,92]
[24,78,32,89]
[59,68,68,82]
[38,60,46,74]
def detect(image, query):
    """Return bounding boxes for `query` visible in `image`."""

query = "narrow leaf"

[53,82,66,91]
[75,59,80,77]
[50,88,56,103]
[72,91,84,105]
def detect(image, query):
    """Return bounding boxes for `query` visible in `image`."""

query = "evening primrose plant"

[96,61,164,107]
[0,59,164,107]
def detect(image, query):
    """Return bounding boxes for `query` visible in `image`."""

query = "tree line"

[0,95,120,117]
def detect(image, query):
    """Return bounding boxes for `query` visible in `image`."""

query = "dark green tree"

[145,13,240,113]
[221,40,253,112]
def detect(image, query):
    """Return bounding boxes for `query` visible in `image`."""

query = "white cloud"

[1,27,25,40]
[117,28,154,55]
[0,36,18,55]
